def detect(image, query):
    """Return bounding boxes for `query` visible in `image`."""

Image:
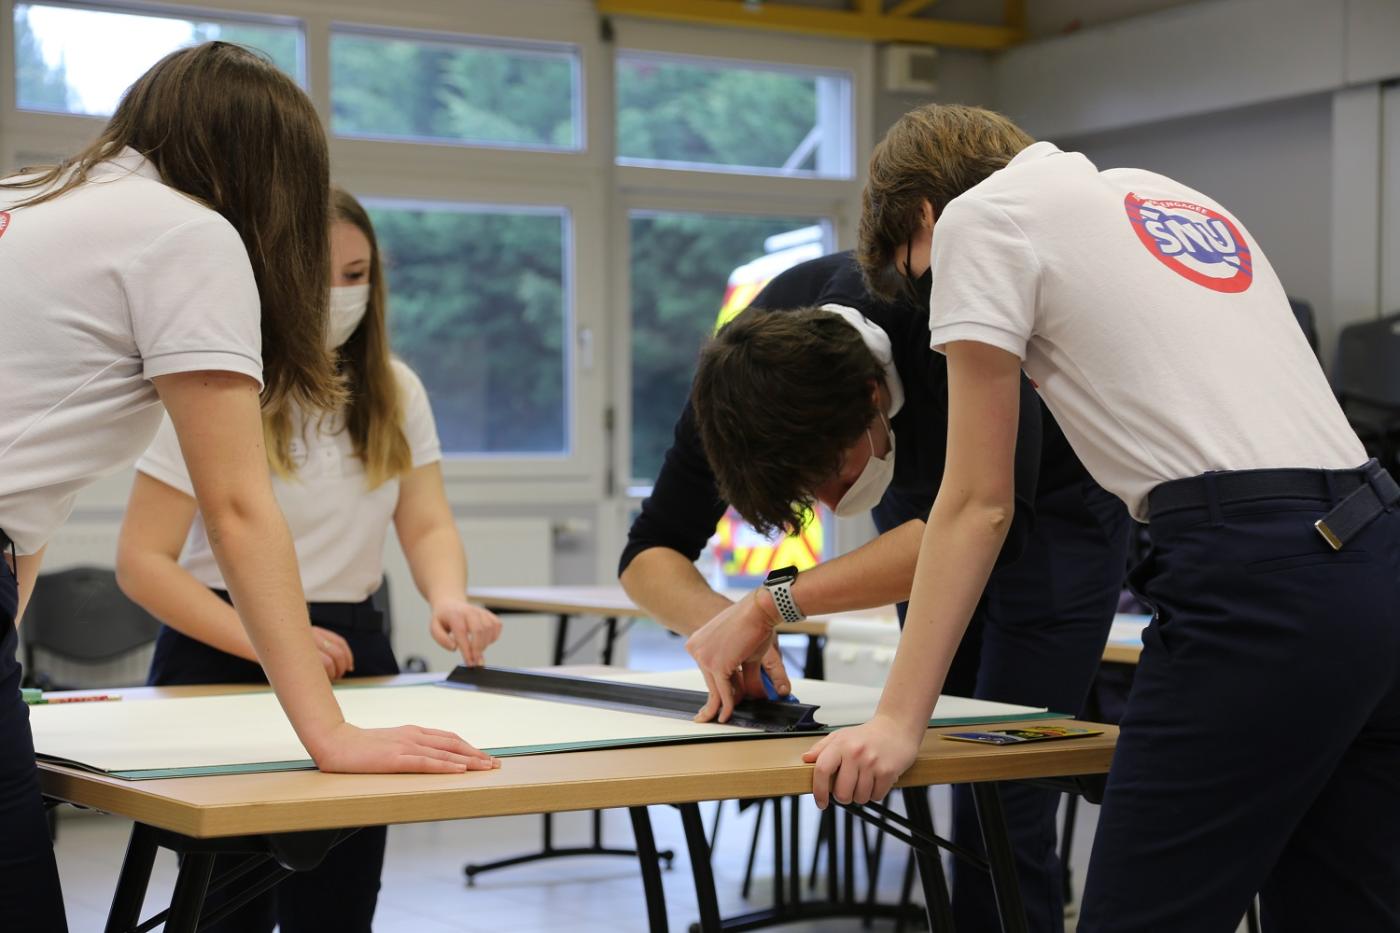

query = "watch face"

[765,565,799,586]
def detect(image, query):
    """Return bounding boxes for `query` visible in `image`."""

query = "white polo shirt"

[925,141,1364,520]
[137,359,442,603]
[0,149,263,553]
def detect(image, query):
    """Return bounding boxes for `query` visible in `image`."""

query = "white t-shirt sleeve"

[394,361,443,468]
[134,414,196,498]
[123,214,264,386]
[926,196,1041,360]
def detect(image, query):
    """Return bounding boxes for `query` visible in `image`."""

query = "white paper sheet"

[29,683,750,775]
[30,672,1051,778]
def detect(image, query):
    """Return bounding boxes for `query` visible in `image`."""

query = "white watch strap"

[765,579,804,623]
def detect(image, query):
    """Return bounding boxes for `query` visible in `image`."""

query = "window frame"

[0,0,875,561]
[607,19,872,511]
[328,20,585,154]
[11,0,308,115]
[615,46,855,180]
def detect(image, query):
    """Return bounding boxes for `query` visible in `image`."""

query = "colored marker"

[27,693,122,705]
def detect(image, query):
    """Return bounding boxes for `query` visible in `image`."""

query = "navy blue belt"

[1148,459,1400,551]
[211,588,384,633]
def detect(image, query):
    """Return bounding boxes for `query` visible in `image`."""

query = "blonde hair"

[858,104,1033,301]
[266,187,412,487]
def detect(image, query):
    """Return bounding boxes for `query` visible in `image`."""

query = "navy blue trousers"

[873,479,1130,933]
[148,593,398,933]
[0,554,69,932]
[1078,483,1400,932]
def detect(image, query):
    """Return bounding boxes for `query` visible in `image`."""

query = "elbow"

[980,502,1014,541]
[198,491,275,552]
[114,546,152,605]
[619,559,641,598]
[943,489,1015,542]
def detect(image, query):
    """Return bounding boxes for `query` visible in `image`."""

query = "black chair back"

[1334,311,1400,409]
[21,566,162,690]
[1332,311,1400,480]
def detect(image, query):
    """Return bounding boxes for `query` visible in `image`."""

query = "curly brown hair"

[858,104,1033,301]
[690,307,884,536]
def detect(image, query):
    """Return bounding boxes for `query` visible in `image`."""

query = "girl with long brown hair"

[116,188,503,931]
[0,44,493,933]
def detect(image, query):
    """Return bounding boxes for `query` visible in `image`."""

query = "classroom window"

[367,200,571,456]
[331,29,581,151]
[629,211,832,485]
[13,3,303,116]
[616,52,852,178]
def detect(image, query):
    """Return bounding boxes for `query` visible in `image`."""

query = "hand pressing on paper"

[430,598,503,667]
[802,715,922,809]
[309,721,500,774]
[686,591,790,723]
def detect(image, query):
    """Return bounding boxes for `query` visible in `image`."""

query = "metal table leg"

[679,802,724,933]
[630,806,670,933]
[973,782,1030,933]
[903,787,955,933]
[164,853,215,933]
[105,823,158,933]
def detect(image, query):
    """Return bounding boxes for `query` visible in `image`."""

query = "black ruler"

[442,666,823,734]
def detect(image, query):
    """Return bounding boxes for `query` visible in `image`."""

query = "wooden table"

[37,675,1116,933]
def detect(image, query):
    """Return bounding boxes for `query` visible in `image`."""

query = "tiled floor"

[48,622,1247,931]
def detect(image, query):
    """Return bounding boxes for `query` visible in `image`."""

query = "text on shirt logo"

[1124,194,1253,293]
[0,211,10,241]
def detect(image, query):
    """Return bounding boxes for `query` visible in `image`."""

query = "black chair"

[21,566,162,692]
[1332,310,1400,479]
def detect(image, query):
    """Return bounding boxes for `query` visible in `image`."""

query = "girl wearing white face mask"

[115,187,502,933]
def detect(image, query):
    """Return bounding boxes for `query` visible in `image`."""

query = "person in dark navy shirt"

[620,250,1128,932]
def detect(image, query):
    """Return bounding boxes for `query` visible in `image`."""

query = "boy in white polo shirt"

[815,104,1396,931]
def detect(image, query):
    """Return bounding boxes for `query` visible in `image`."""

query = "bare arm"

[153,371,494,774]
[784,518,924,613]
[116,472,257,661]
[394,462,501,666]
[620,546,733,636]
[804,342,1024,807]
[13,546,46,625]
[115,472,353,678]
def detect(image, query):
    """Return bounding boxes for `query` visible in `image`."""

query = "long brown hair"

[2,42,343,441]
[858,104,1033,301]
[326,187,412,488]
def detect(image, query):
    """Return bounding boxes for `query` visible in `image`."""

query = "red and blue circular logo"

[1125,194,1252,293]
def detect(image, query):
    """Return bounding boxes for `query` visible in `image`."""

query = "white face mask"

[834,413,896,517]
[326,285,370,349]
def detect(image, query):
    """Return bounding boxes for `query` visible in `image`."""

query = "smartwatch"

[763,565,805,624]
